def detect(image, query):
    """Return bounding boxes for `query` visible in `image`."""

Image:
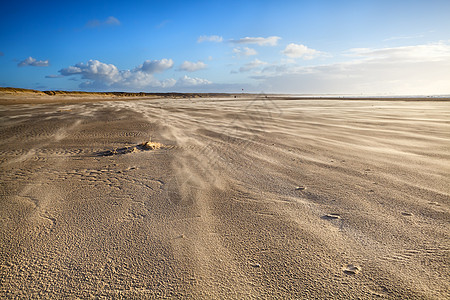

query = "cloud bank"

[255,42,450,95]
[57,59,211,91]
[47,41,450,95]
[347,43,450,61]
[18,56,49,67]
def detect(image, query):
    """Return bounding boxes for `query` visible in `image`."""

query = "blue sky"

[1,0,449,95]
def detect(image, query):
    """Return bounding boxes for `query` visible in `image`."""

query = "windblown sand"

[0,95,449,298]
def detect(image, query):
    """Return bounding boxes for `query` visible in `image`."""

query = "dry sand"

[0,93,449,298]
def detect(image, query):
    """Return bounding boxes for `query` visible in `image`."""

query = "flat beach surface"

[0,94,449,298]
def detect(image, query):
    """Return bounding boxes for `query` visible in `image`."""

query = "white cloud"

[136,59,174,73]
[18,56,49,67]
[161,78,177,88]
[231,36,281,46]
[239,59,267,72]
[177,75,211,86]
[58,59,178,90]
[60,60,121,83]
[282,43,321,59]
[86,16,120,28]
[117,69,169,89]
[233,47,257,57]
[178,61,207,72]
[58,59,214,91]
[198,35,223,43]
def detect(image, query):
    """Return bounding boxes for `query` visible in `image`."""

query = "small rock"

[295,186,306,191]
[250,262,261,268]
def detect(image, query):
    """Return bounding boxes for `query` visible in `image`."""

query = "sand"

[0,93,449,298]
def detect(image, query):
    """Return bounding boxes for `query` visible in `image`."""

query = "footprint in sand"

[343,264,361,275]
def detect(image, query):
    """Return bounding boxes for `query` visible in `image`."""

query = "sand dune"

[0,94,449,298]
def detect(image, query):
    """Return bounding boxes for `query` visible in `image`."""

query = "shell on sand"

[324,214,341,219]
[343,264,361,275]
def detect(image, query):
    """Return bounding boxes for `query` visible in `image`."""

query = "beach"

[0,93,449,298]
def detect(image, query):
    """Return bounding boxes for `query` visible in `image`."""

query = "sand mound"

[98,140,164,156]
[139,141,163,150]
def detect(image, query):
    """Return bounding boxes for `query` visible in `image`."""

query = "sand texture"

[0,95,449,298]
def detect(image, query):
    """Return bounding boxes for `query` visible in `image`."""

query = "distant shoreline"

[1,87,449,105]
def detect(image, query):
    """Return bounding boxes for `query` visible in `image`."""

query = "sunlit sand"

[0,90,449,298]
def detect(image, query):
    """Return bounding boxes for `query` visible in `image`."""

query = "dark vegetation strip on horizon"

[1,87,449,101]
[0,87,233,98]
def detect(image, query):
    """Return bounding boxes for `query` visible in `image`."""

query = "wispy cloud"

[252,42,450,95]
[177,61,207,72]
[347,42,450,62]
[383,34,424,42]
[233,47,257,57]
[239,59,267,72]
[105,16,120,25]
[282,43,322,59]
[197,35,223,43]
[156,19,170,29]
[86,16,120,28]
[231,36,281,46]
[45,74,64,78]
[18,56,49,67]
